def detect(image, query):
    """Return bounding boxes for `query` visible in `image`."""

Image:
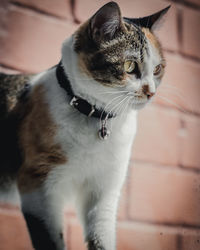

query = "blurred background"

[0,0,200,249]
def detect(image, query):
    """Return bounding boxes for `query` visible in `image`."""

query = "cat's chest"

[44,75,138,183]
[53,108,137,177]
[46,113,137,197]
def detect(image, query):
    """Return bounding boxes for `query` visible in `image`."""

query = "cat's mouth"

[133,94,148,101]
[132,101,147,110]
[131,95,150,109]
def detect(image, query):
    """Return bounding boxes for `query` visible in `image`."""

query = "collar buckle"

[70,96,79,107]
[88,106,95,117]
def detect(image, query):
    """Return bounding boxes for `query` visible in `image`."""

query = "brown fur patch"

[17,84,67,193]
[0,73,33,119]
[142,28,163,57]
[74,20,147,86]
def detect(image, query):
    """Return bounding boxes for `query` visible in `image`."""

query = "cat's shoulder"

[0,72,34,118]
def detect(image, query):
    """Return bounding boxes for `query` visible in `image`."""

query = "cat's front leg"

[77,189,120,250]
[21,189,66,250]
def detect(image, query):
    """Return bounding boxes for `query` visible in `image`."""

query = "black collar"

[56,61,115,120]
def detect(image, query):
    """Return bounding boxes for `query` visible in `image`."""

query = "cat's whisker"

[158,86,193,111]
[163,83,181,90]
[155,94,190,114]
[161,85,189,103]
[116,96,132,127]
[110,95,130,128]
[110,96,130,130]
[104,94,129,121]
[116,95,131,116]
[161,84,185,94]
[159,87,185,102]
[99,94,126,125]
[109,95,131,130]
[98,90,129,95]
[100,95,127,126]
[123,97,133,122]
[161,84,189,99]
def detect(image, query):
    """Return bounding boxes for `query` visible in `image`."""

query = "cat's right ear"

[89,1,122,42]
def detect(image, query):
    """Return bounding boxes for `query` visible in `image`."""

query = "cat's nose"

[142,85,155,99]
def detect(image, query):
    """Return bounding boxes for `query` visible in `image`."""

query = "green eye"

[124,60,135,74]
[153,64,163,76]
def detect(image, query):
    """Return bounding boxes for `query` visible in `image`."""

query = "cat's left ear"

[90,1,123,41]
[124,5,171,31]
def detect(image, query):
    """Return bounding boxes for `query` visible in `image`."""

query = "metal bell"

[98,125,110,140]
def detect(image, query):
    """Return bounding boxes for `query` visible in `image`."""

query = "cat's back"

[0,72,33,119]
[0,73,32,193]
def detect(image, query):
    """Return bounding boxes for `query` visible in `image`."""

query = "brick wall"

[0,0,200,249]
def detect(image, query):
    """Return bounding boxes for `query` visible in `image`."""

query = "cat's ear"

[123,6,171,31]
[90,1,122,41]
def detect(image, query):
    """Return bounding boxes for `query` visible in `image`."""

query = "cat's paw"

[87,237,106,250]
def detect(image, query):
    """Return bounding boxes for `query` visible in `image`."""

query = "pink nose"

[142,85,155,99]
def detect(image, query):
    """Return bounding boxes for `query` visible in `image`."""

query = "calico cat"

[0,2,170,250]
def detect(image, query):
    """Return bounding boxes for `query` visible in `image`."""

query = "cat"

[0,2,170,250]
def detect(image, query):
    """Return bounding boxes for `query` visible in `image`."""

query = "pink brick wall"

[0,0,200,249]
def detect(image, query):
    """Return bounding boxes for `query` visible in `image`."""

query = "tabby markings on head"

[74,20,148,86]
[73,2,170,92]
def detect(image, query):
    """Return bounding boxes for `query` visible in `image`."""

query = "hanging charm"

[98,120,110,140]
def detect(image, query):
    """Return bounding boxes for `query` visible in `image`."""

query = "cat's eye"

[124,60,135,74]
[153,64,163,76]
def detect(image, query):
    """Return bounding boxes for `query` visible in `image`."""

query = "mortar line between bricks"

[152,101,200,118]
[130,159,200,175]
[10,1,72,22]
[178,115,184,175]
[178,165,200,174]
[176,234,182,250]
[66,222,72,250]
[126,167,132,220]
[164,49,200,64]
[0,203,20,211]
[176,6,183,51]
[126,218,200,230]
[165,0,200,11]
[0,63,32,73]
[118,220,200,233]
[0,63,25,73]
[152,101,193,116]
[179,52,200,64]
[70,0,81,24]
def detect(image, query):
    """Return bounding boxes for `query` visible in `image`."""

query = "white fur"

[0,181,20,205]
[21,35,162,250]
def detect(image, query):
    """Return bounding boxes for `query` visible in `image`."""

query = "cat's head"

[66,2,170,111]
